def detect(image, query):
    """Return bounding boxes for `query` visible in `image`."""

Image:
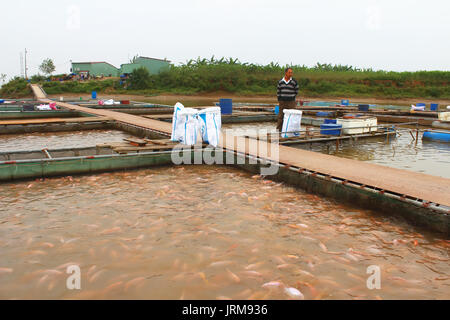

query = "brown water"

[0,166,448,300]
[0,130,134,152]
[296,131,450,179]
[223,123,450,179]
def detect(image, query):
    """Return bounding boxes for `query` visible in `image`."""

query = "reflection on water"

[0,130,134,152]
[0,166,448,300]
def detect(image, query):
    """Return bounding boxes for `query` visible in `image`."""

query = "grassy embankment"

[1,58,449,100]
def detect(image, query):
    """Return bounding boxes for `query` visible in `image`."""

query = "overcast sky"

[1,0,449,80]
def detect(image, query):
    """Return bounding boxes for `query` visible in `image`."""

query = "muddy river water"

[0,165,448,299]
[0,130,133,152]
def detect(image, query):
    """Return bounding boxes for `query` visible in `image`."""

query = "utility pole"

[20,52,24,78]
[24,48,28,80]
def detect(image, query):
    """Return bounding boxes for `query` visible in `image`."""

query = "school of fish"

[0,164,448,300]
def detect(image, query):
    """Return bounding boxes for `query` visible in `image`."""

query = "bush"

[129,67,151,90]
[31,74,48,83]
[0,77,32,97]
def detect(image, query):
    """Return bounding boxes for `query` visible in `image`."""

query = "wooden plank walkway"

[0,117,112,125]
[30,85,450,207]
[225,135,450,206]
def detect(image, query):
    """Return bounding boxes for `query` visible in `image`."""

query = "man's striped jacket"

[277,78,299,101]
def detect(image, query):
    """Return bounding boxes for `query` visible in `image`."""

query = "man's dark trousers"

[276,100,296,131]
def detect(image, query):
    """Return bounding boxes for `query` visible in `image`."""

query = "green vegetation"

[39,58,56,76]
[1,57,449,99]
[41,79,119,95]
[128,67,151,90]
[0,77,32,97]
[0,74,7,86]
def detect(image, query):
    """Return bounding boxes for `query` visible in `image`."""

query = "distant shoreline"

[44,93,450,107]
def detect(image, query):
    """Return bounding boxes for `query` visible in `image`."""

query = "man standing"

[276,68,299,131]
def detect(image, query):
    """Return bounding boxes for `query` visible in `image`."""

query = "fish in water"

[319,242,328,253]
[197,272,208,285]
[242,270,263,278]
[40,242,54,248]
[87,265,97,278]
[89,270,106,283]
[226,269,241,284]
[100,227,121,235]
[209,261,233,268]
[284,287,305,300]
[103,281,123,294]
[37,274,49,286]
[124,277,146,292]
[56,262,79,270]
[245,262,265,270]
[262,281,284,289]
[0,268,13,274]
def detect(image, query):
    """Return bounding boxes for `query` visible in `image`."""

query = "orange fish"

[226,269,241,284]
[124,277,146,292]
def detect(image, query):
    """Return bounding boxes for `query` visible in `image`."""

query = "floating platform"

[144,111,277,124]
[0,146,191,181]
[0,117,114,134]
[0,110,85,120]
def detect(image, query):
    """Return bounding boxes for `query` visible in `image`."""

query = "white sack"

[198,107,222,147]
[281,109,303,138]
[175,107,200,146]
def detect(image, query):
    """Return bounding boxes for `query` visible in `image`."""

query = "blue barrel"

[320,124,342,136]
[324,119,337,124]
[219,99,232,115]
[341,99,349,106]
[0,100,4,104]
[274,105,279,115]
[316,111,332,117]
[358,104,369,112]
[92,91,97,99]
[423,130,450,142]
[430,103,438,111]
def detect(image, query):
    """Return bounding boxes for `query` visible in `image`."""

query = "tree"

[0,74,6,85]
[129,54,139,64]
[129,67,151,90]
[39,58,56,76]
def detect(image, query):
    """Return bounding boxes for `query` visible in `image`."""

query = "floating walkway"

[0,116,112,126]
[27,85,450,234]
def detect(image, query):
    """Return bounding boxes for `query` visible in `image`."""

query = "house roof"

[137,56,171,63]
[71,61,119,69]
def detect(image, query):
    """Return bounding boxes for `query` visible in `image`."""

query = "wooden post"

[415,123,419,146]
